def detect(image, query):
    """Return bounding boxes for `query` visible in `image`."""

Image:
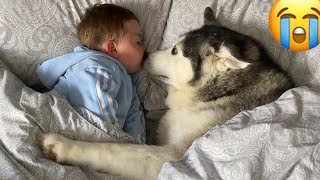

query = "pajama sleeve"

[123,85,146,144]
[66,66,120,127]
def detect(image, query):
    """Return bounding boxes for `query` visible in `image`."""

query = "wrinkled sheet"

[159,87,320,179]
[0,59,134,179]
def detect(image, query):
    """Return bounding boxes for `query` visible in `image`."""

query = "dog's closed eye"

[171,46,178,55]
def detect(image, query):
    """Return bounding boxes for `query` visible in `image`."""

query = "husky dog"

[39,7,292,180]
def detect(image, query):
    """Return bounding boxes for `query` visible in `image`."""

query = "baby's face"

[116,20,144,74]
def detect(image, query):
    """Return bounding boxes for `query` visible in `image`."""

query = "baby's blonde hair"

[77,4,139,51]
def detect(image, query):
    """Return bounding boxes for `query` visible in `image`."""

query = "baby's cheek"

[137,49,143,60]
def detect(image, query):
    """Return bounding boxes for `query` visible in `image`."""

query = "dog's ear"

[215,45,252,71]
[216,58,252,72]
[201,43,251,72]
[204,7,221,27]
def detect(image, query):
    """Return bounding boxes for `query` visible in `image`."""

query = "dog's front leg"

[39,134,178,180]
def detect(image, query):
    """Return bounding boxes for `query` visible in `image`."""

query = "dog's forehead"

[183,31,216,49]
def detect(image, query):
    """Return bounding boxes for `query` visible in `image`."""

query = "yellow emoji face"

[269,0,320,51]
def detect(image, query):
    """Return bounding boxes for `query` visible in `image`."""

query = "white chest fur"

[156,87,224,150]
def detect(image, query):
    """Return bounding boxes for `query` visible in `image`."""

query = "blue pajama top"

[36,46,145,144]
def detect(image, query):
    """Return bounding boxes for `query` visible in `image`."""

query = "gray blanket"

[159,86,320,179]
[0,59,133,179]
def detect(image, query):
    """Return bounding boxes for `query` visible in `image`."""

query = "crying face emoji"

[269,0,320,51]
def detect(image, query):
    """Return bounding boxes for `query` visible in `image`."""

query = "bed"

[0,0,320,179]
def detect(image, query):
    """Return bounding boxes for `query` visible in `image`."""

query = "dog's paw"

[38,133,70,163]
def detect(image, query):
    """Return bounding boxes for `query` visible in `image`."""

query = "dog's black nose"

[143,52,149,61]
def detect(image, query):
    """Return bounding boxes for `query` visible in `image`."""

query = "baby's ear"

[104,40,119,59]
